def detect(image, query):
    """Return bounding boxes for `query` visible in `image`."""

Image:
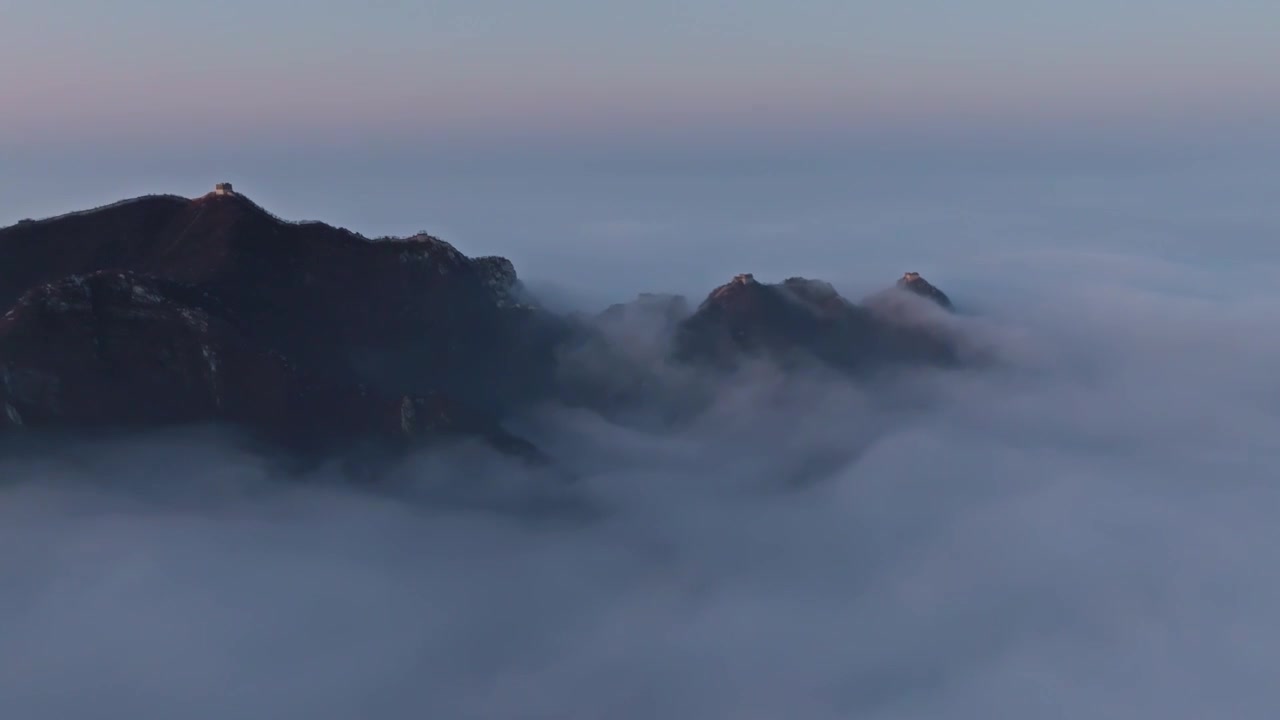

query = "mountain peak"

[897,272,953,309]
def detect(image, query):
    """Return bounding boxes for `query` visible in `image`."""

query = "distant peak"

[896,272,953,309]
[705,273,766,304]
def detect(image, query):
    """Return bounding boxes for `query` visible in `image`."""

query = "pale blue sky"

[2,0,1278,146]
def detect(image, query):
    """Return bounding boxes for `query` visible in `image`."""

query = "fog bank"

[2,249,1279,719]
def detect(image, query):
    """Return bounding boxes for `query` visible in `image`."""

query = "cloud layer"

[2,251,1279,719]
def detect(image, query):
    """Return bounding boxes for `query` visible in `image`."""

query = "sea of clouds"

[2,239,1279,719]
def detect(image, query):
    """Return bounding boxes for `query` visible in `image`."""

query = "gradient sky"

[3,0,1278,290]
[3,0,1279,147]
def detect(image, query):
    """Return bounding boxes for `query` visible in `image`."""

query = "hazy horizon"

[5,0,1278,299]
[5,127,1276,306]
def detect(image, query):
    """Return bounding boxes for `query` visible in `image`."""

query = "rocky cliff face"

[0,189,961,463]
[0,270,539,458]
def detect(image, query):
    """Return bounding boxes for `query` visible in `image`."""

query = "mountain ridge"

[0,186,960,468]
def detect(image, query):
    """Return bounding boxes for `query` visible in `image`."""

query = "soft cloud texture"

[2,246,1279,718]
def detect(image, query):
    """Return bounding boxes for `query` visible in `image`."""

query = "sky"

[3,0,1279,147]
[3,0,1280,275]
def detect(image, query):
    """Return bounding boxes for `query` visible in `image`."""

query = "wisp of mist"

[2,227,1280,719]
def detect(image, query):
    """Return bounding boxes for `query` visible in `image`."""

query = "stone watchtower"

[214,182,235,196]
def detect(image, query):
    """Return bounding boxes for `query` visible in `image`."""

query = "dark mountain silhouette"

[0,190,562,412]
[0,270,543,460]
[0,186,959,464]
[674,274,957,373]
